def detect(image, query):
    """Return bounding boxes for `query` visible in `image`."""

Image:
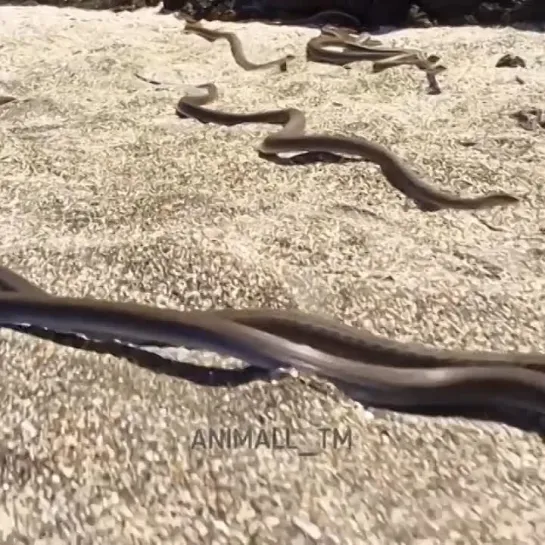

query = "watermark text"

[188,426,352,456]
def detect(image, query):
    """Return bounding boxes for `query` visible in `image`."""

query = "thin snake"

[305,28,445,93]
[306,30,433,69]
[1,266,543,371]
[175,83,519,211]
[238,8,365,31]
[182,18,444,90]
[2,268,545,415]
[0,265,272,386]
[183,18,295,71]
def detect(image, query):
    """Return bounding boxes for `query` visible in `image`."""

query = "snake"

[0,265,273,387]
[2,266,545,415]
[238,8,365,31]
[4,264,541,371]
[183,18,296,71]
[306,31,428,68]
[175,83,519,212]
[181,18,443,84]
[305,28,446,95]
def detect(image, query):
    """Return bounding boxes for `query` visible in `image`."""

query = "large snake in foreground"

[175,83,518,211]
[2,266,545,417]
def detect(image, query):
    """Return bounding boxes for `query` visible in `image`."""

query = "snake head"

[279,54,297,72]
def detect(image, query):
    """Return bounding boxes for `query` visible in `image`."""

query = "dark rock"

[407,3,434,27]
[511,108,545,131]
[166,0,545,28]
[495,53,526,68]
[366,0,411,26]
[2,0,544,28]
[417,0,545,26]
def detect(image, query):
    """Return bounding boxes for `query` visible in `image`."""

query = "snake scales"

[175,83,518,211]
[2,266,545,416]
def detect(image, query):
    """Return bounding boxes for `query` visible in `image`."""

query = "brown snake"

[0,15,533,419]
[182,18,444,92]
[183,18,296,71]
[306,30,440,71]
[238,8,365,31]
[304,26,445,93]
[175,83,519,211]
[2,266,545,416]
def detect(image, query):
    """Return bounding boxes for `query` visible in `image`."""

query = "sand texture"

[1,6,545,544]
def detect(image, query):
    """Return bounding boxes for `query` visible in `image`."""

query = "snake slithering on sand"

[3,266,545,416]
[182,18,443,87]
[305,29,445,93]
[183,18,296,71]
[305,28,441,71]
[175,83,519,212]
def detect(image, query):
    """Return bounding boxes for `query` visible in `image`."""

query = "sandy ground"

[1,5,545,544]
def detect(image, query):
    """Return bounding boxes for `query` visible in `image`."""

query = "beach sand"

[1,6,545,543]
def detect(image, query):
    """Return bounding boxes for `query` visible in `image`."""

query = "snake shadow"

[4,324,271,388]
[6,325,544,436]
[331,382,545,437]
[257,150,365,166]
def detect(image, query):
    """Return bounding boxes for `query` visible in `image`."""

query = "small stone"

[59,465,75,479]
[118,505,133,519]
[292,515,322,541]
[195,519,208,538]
[264,515,280,529]
[0,506,14,538]
[144,450,155,462]
[20,420,38,441]
[213,520,230,534]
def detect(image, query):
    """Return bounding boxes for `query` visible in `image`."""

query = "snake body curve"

[2,269,545,415]
[3,265,543,372]
[182,18,443,86]
[176,83,519,211]
[184,19,295,71]
[306,29,446,93]
[307,33,415,67]
[239,9,364,31]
